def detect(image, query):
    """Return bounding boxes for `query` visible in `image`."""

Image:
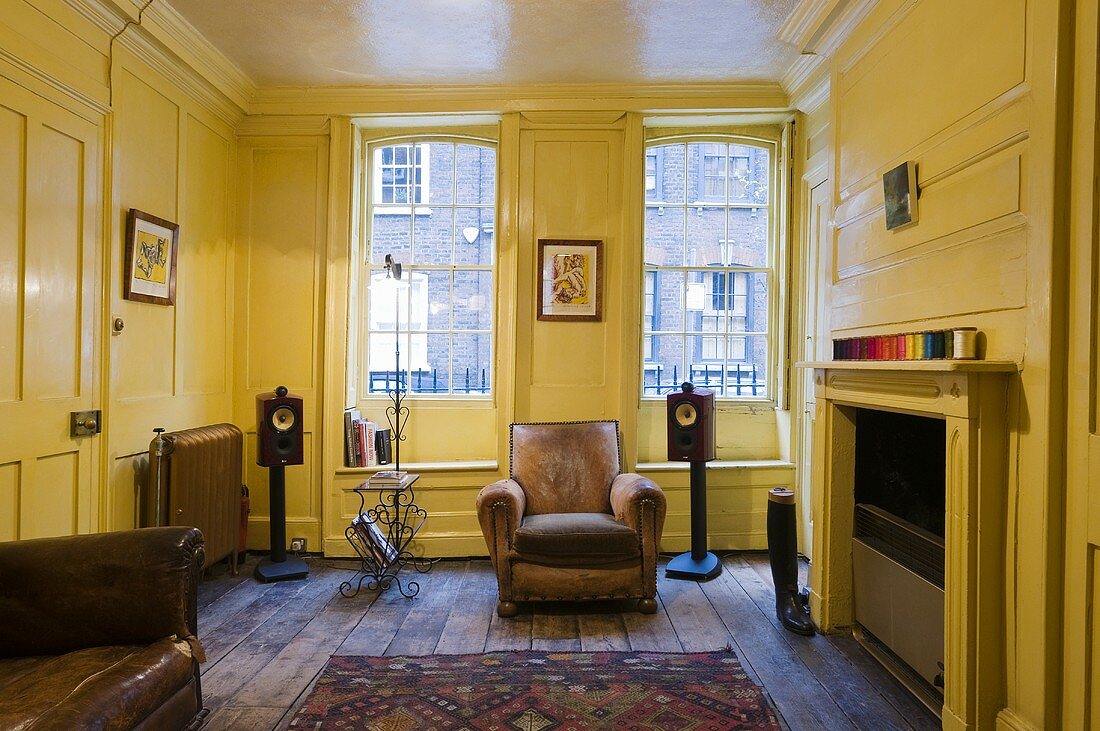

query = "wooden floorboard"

[199,554,940,730]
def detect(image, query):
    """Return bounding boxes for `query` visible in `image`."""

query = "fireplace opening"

[855,408,945,538]
[851,407,946,708]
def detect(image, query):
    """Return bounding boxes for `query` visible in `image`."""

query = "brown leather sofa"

[477,420,667,617]
[0,527,207,730]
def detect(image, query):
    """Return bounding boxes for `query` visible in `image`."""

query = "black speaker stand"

[665,460,722,581]
[255,465,309,582]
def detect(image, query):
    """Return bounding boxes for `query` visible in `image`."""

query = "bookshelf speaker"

[666,382,716,462]
[256,385,304,467]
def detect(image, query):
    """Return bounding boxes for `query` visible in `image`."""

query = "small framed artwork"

[537,238,603,322]
[883,161,919,231]
[124,208,179,305]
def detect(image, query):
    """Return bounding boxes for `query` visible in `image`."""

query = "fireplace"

[799,361,1014,731]
[852,408,946,705]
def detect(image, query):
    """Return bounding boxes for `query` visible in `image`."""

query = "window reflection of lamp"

[462,226,480,245]
[371,254,410,469]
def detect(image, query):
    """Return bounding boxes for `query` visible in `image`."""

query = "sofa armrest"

[0,527,204,659]
[476,479,525,600]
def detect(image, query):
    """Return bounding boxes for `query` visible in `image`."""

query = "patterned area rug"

[289,651,781,730]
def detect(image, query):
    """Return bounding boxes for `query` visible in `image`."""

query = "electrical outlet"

[290,537,307,553]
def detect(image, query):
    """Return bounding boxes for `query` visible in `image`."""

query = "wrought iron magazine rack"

[341,474,434,598]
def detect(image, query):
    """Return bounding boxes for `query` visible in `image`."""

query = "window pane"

[724,272,768,333]
[644,334,685,396]
[412,270,451,331]
[453,271,493,330]
[366,331,398,394]
[457,144,496,205]
[648,270,684,332]
[726,207,768,267]
[644,206,684,266]
[409,333,449,393]
[654,143,686,204]
[686,206,725,267]
[730,144,769,205]
[427,142,454,205]
[371,210,411,264]
[726,335,768,398]
[368,272,400,330]
[413,207,453,265]
[454,207,494,265]
[687,142,721,202]
[452,332,491,394]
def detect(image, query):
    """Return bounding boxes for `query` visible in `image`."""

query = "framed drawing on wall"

[124,208,179,305]
[537,238,603,322]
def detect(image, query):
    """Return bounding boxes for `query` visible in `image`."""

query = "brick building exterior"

[368,141,496,395]
[643,141,771,397]
[366,139,772,399]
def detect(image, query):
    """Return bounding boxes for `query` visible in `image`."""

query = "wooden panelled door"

[0,78,102,541]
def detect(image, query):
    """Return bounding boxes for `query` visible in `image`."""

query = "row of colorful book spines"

[832,330,955,361]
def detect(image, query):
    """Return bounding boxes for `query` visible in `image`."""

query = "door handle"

[71,410,102,437]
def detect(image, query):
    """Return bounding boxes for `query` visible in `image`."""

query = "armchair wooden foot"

[497,601,519,618]
[637,597,658,614]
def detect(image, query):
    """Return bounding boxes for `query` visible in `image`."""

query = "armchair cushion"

[513,513,639,559]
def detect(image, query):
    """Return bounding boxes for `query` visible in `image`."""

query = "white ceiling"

[165,0,802,88]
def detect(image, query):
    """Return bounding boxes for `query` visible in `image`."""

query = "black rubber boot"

[767,488,815,636]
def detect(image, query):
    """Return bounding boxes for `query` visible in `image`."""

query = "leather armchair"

[476,420,666,617]
[0,527,206,730]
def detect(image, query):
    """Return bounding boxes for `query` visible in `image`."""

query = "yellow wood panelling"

[0,105,26,404]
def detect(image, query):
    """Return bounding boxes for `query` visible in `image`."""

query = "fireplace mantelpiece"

[797,360,1016,731]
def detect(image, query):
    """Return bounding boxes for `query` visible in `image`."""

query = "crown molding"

[63,0,250,125]
[778,0,840,48]
[237,115,332,137]
[116,26,244,127]
[782,54,825,102]
[141,0,255,111]
[248,82,790,117]
[778,0,877,56]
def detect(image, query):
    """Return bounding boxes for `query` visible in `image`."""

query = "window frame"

[358,134,498,403]
[641,134,779,403]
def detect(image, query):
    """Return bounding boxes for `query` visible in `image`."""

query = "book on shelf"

[344,408,361,467]
[356,419,377,467]
[369,469,409,485]
[349,513,398,565]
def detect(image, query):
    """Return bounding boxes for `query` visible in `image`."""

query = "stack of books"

[344,408,380,467]
[368,470,410,487]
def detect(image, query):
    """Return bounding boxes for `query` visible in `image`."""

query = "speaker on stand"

[665,382,721,581]
[254,385,309,583]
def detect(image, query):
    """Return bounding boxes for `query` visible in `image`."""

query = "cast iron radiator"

[147,423,242,573]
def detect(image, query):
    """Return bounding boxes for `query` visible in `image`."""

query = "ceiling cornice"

[140,0,256,111]
[63,0,253,124]
[777,0,878,106]
[248,82,790,117]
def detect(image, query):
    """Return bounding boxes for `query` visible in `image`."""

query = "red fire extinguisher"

[239,484,250,555]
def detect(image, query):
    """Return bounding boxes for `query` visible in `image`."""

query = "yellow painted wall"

[106,46,236,532]
[795,0,1071,727]
[0,0,241,540]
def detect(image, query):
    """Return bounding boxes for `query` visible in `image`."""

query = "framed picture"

[883,161,919,231]
[537,239,603,321]
[124,208,179,305]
